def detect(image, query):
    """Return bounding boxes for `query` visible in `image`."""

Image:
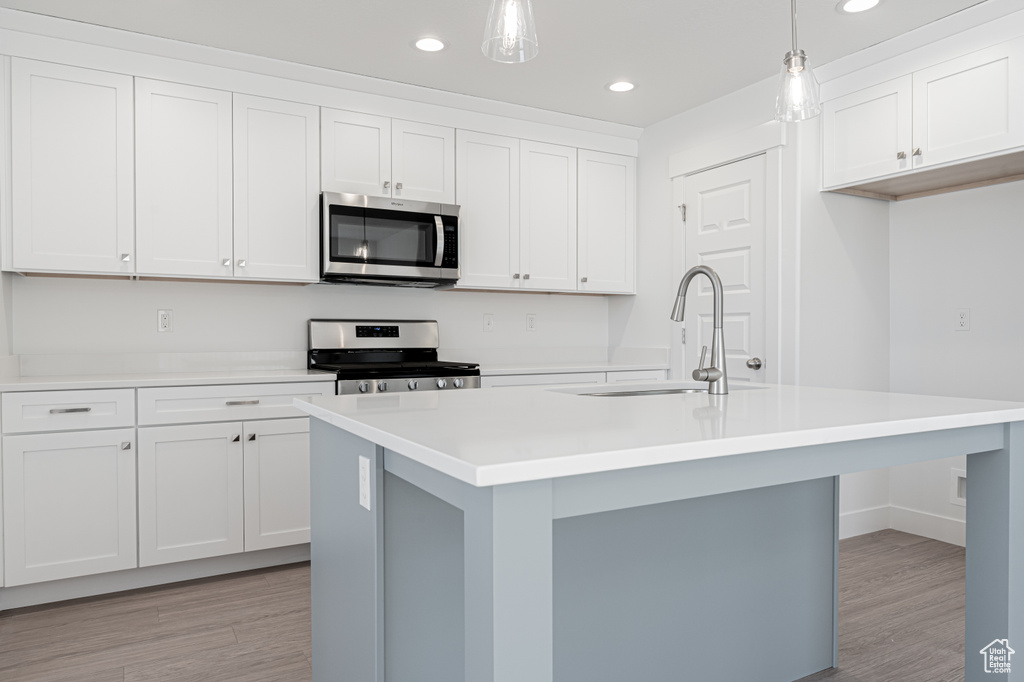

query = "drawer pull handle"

[225,400,260,406]
[49,407,92,414]
[248,434,256,441]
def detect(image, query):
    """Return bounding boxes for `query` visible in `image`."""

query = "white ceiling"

[0,0,1005,127]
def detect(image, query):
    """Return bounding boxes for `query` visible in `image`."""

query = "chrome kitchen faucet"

[671,265,729,395]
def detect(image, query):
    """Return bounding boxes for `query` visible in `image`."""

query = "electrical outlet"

[954,308,970,331]
[526,313,537,332]
[359,456,371,511]
[483,313,495,333]
[158,309,173,333]
[950,468,967,507]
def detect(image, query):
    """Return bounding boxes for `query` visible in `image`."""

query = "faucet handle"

[698,345,708,370]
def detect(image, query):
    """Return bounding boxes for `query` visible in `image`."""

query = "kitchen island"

[296,382,1024,682]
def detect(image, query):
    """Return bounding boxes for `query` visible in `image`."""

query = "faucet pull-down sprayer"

[670,265,729,395]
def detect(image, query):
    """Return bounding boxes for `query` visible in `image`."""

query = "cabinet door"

[10,59,134,274]
[243,417,311,551]
[821,75,912,188]
[520,141,577,291]
[913,37,1024,168]
[136,79,233,278]
[2,429,136,586]
[392,120,455,204]
[454,130,520,289]
[138,422,243,566]
[577,150,635,294]
[321,109,391,197]
[233,94,320,282]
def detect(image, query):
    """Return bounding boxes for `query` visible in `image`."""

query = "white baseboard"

[890,506,965,547]
[838,505,966,546]
[0,544,310,611]
[839,505,891,540]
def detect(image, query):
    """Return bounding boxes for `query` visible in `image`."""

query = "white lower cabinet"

[138,422,244,567]
[2,428,137,586]
[138,416,314,566]
[243,418,311,551]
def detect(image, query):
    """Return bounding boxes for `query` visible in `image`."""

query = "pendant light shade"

[482,0,538,63]
[774,0,821,122]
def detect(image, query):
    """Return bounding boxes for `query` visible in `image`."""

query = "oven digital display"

[356,325,400,338]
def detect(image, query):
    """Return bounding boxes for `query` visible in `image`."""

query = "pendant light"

[775,0,821,122]
[482,0,539,63]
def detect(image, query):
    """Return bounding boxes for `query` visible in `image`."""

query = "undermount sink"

[581,388,707,397]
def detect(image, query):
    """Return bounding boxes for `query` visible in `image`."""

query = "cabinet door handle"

[248,434,256,441]
[237,259,246,267]
[222,258,231,266]
[896,151,907,160]
[383,181,391,191]
[523,273,530,280]
[121,441,132,450]
[512,273,520,279]
[225,399,260,406]
[395,182,403,191]
[912,148,922,157]
[49,407,92,414]
[232,435,241,442]
[120,253,131,262]
[580,276,588,283]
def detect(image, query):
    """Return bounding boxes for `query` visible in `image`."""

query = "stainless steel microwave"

[321,192,460,287]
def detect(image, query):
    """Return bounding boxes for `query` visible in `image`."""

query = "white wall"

[11,276,609,365]
[887,179,1024,546]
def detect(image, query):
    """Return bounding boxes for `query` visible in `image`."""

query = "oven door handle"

[433,216,444,267]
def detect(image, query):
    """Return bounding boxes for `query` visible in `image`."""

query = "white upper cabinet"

[520,141,577,292]
[9,59,135,274]
[577,150,635,294]
[391,120,456,203]
[321,109,391,198]
[321,109,455,203]
[822,76,913,189]
[454,130,520,289]
[135,79,233,278]
[912,38,1024,169]
[233,94,320,282]
[822,36,1024,192]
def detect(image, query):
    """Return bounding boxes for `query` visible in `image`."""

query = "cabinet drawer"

[1,389,135,434]
[137,382,332,425]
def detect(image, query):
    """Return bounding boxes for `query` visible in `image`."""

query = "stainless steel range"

[308,319,481,395]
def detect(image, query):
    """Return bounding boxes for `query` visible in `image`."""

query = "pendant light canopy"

[775,0,821,122]
[482,0,539,63]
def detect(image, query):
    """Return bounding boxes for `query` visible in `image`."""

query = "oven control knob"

[357,381,369,393]
[377,381,388,392]
[454,378,464,389]
[436,378,447,389]
[408,380,418,391]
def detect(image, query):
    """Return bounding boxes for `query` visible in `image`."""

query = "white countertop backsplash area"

[0,347,669,391]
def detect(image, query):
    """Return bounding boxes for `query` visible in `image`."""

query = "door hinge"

[678,204,687,222]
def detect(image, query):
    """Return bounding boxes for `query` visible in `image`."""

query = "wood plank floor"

[0,529,965,681]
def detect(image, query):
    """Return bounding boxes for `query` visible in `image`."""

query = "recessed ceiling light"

[415,37,446,52]
[608,81,635,93]
[836,0,879,13]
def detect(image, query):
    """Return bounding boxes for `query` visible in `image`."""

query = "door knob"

[746,357,763,370]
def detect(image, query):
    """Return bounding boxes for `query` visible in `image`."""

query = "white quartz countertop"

[0,369,336,392]
[479,361,669,376]
[296,381,1024,487]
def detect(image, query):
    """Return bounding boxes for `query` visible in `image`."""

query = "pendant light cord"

[791,0,799,54]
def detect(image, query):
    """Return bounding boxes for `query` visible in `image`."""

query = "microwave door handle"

[434,216,444,267]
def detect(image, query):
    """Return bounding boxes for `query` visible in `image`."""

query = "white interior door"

[682,154,766,384]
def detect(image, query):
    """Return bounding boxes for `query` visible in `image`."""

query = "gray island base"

[299,384,1024,682]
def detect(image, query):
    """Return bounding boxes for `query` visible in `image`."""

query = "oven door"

[321,193,459,283]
